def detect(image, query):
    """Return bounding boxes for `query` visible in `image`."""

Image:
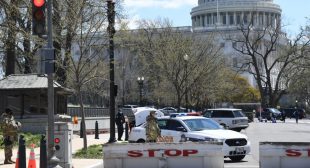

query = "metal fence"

[67,107,110,117]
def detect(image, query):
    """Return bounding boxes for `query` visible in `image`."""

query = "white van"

[134,107,164,126]
[203,108,249,132]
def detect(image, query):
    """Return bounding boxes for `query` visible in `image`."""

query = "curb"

[85,161,103,168]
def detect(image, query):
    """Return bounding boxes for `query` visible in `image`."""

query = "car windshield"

[269,108,281,113]
[183,118,222,131]
[233,110,246,117]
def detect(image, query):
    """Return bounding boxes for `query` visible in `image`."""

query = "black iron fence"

[67,107,110,117]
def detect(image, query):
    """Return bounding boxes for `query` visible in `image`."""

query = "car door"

[165,119,187,142]
[157,119,170,138]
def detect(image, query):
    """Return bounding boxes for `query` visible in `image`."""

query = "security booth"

[0,74,73,133]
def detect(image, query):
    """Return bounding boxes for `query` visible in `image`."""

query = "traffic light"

[32,0,46,36]
[54,138,60,151]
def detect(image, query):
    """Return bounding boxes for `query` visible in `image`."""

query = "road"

[224,118,310,168]
[92,118,310,168]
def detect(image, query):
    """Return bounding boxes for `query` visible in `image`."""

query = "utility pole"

[107,0,116,143]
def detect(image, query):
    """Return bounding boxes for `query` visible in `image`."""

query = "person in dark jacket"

[115,111,125,141]
[293,109,299,124]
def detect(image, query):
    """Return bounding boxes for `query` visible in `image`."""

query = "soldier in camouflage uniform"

[145,111,161,142]
[0,108,21,164]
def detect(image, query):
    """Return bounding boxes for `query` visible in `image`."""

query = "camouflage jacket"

[145,115,161,141]
[0,113,21,137]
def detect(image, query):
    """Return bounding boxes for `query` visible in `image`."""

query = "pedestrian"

[0,108,21,164]
[124,116,129,141]
[145,111,161,142]
[281,111,286,123]
[115,110,125,141]
[293,109,299,124]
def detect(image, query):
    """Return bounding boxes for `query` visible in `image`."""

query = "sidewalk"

[0,133,113,168]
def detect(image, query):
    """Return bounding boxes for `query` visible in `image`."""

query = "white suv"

[203,108,249,132]
[128,116,251,161]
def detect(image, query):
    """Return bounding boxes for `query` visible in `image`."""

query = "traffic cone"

[28,144,36,168]
[15,152,19,168]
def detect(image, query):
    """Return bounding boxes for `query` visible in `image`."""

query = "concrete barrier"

[260,142,310,168]
[103,142,224,168]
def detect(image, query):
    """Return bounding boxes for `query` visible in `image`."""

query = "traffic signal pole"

[46,0,59,167]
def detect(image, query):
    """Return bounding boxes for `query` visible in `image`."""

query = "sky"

[123,0,310,36]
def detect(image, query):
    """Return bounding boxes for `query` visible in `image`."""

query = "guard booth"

[0,74,73,133]
[47,122,73,168]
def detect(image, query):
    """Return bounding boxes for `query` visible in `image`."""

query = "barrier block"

[260,142,310,168]
[103,142,224,168]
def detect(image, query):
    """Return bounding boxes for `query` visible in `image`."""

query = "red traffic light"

[33,0,45,7]
[54,138,60,144]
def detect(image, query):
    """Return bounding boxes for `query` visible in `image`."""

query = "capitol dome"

[191,0,282,29]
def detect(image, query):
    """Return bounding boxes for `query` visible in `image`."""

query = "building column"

[226,12,229,26]
[241,11,244,24]
[201,15,204,27]
[234,12,236,25]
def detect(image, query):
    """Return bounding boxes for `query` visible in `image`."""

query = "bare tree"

[227,18,310,107]
[131,19,225,109]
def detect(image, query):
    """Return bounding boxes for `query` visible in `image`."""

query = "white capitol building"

[191,0,281,30]
[190,0,282,87]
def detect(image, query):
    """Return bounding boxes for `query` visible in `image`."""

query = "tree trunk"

[5,0,17,76]
[78,88,87,150]
[23,19,32,74]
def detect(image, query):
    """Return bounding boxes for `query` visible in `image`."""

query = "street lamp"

[184,54,189,112]
[295,99,298,109]
[137,76,144,106]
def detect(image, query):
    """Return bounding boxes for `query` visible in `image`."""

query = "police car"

[128,115,251,161]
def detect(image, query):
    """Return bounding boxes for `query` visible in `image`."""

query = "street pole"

[137,77,144,106]
[184,54,189,112]
[46,0,60,167]
[107,0,116,143]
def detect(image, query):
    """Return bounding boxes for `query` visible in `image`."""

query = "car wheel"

[137,139,145,143]
[229,155,246,162]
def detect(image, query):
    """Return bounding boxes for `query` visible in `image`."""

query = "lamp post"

[184,54,189,112]
[295,99,298,109]
[107,0,116,143]
[137,77,144,106]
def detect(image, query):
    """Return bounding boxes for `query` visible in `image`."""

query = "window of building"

[229,13,234,25]
[221,13,226,25]
[232,42,237,48]
[220,42,225,48]
[207,14,212,25]
[233,57,238,67]
[259,13,264,25]
[243,12,249,25]
[213,13,217,24]
[236,13,241,24]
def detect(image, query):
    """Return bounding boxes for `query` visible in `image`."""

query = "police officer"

[115,110,125,141]
[145,111,161,142]
[0,108,21,164]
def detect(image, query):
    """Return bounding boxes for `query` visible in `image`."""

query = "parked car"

[159,107,177,116]
[128,116,251,161]
[257,108,282,120]
[203,108,249,132]
[279,108,306,119]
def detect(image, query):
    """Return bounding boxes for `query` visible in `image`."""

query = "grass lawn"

[0,132,42,149]
[74,144,103,159]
